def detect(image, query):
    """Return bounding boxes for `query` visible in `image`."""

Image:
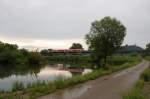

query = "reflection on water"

[63,84,91,99]
[82,69,92,75]
[0,64,92,91]
[43,84,91,99]
[0,65,72,91]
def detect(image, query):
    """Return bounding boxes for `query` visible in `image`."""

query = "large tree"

[70,43,83,49]
[146,43,150,51]
[86,16,126,67]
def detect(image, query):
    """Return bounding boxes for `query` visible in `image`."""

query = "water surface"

[0,64,92,91]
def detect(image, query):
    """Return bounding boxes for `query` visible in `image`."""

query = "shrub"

[27,52,43,65]
[141,67,150,82]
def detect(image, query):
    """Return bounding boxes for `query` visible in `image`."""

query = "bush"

[141,67,150,82]
[27,52,43,65]
[46,55,91,63]
[107,56,129,65]
[0,49,26,65]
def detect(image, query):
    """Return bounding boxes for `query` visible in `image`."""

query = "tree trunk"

[104,55,107,66]
[104,52,107,67]
[96,56,101,68]
[97,60,101,68]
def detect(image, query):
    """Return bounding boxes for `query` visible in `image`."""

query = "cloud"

[0,0,149,48]
[0,36,87,50]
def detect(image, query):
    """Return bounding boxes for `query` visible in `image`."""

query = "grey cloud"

[0,0,149,47]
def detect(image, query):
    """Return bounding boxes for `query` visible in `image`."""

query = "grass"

[145,56,150,61]
[12,81,25,92]
[0,55,142,99]
[123,80,146,99]
[45,55,93,68]
[45,55,92,63]
[123,64,150,99]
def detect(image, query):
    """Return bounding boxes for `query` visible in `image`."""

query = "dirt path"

[38,60,149,99]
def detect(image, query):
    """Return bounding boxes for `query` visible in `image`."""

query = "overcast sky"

[0,0,149,49]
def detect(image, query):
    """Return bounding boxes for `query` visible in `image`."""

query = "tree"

[40,49,49,56]
[0,41,25,65]
[86,16,126,67]
[20,48,29,56]
[146,43,150,50]
[0,41,44,65]
[70,43,83,49]
[27,52,43,65]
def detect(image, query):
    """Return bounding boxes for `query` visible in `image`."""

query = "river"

[0,63,92,91]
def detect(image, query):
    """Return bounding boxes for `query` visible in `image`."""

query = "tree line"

[85,16,150,68]
[0,41,43,65]
[0,16,150,68]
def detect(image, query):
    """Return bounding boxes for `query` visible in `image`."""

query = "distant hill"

[117,45,144,53]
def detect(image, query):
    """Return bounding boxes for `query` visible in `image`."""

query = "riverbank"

[38,60,149,99]
[123,60,150,99]
[0,55,142,99]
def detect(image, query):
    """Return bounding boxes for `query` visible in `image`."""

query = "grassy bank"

[145,56,150,61]
[0,55,142,99]
[123,80,146,99]
[45,55,91,64]
[45,55,93,68]
[45,54,141,68]
[123,64,150,99]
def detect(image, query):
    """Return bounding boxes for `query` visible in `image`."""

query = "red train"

[51,49,84,53]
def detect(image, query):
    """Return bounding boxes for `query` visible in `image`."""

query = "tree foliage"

[40,49,50,56]
[86,16,126,67]
[0,41,25,65]
[146,43,150,50]
[0,41,43,65]
[27,52,43,65]
[70,43,83,49]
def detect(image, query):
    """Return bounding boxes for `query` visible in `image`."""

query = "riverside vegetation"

[0,41,44,66]
[123,56,150,99]
[0,55,142,99]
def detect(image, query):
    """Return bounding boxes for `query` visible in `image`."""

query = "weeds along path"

[38,60,149,99]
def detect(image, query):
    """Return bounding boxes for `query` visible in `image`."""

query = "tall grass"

[141,67,150,82]
[144,56,150,61]
[12,81,25,92]
[123,80,146,99]
[123,65,150,99]
[45,55,91,63]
